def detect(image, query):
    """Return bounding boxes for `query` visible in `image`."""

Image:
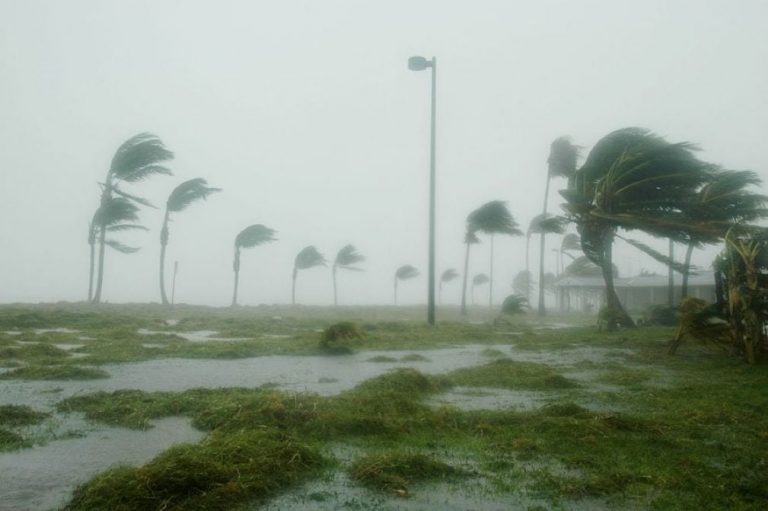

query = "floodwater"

[0,417,202,511]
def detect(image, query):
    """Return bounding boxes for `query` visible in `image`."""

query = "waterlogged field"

[0,304,766,510]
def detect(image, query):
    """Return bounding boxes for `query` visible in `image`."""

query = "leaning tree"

[471,273,490,306]
[231,224,277,306]
[526,213,567,311]
[159,178,221,304]
[394,265,419,305]
[292,246,326,305]
[439,268,459,304]
[460,229,481,315]
[332,244,365,306]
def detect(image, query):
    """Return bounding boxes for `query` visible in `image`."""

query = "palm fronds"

[111,187,156,208]
[501,294,530,315]
[440,268,459,283]
[110,133,174,183]
[334,245,365,270]
[560,233,581,253]
[528,213,568,236]
[513,270,532,296]
[105,240,140,254]
[235,225,277,249]
[295,246,326,270]
[472,273,490,286]
[167,178,222,213]
[467,201,522,236]
[93,197,141,227]
[547,136,580,178]
[618,236,691,274]
[395,265,419,281]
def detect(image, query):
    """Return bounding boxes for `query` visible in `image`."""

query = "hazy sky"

[1,0,767,306]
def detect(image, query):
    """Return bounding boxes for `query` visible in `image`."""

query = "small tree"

[460,229,481,315]
[232,224,277,306]
[471,273,490,306]
[293,246,326,305]
[332,245,365,306]
[439,268,459,304]
[394,265,419,305]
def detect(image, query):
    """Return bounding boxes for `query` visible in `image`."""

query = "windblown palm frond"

[464,229,481,244]
[93,197,141,227]
[295,246,326,270]
[107,224,148,232]
[472,273,490,286]
[560,233,581,253]
[468,201,522,236]
[110,133,174,183]
[528,213,568,236]
[440,268,459,283]
[334,244,365,270]
[235,225,277,249]
[501,294,529,315]
[167,178,222,213]
[105,240,140,254]
[562,256,617,278]
[618,236,691,274]
[111,187,157,208]
[395,265,419,281]
[547,137,580,178]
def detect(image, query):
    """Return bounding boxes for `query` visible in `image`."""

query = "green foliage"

[467,200,522,236]
[0,428,28,451]
[234,224,277,249]
[109,132,174,183]
[166,178,221,213]
[294,246,326,270]
[512,270,532,296]
[548,136,580,178]
[440,268,459,283]
[447,359,578,390]
[395,265,419,281]
[527,213,568,236]
[643,304,679,326]
[349,452,462,494]
[320,321,364,354]
[500,294,529,315]
[560,232,581,253]
[472,273,489,286]
[0,365,109,380]
[0,405,49,427]
[334,244,365,270]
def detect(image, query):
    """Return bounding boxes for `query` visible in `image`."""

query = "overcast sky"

[1,0,767,307]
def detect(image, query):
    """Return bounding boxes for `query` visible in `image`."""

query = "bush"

[643,305,679,326]
[319,322,364,354]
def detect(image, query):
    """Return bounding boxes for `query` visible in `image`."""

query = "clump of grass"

[448,359,578,390]
[349,452,463,495]
[400,353,430,362]
[0,342,70,363]
[0,365,109,380]
[367,355,398,363]
[598,368,654,386]
[64,429,325,511]
[480,348,508,358]
[319,321,365,354]
[0,404,49,427]
[0,428,29,451]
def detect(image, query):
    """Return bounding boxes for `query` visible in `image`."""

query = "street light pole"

[409,55,437,326]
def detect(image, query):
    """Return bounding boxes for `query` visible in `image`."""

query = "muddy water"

[0,417,202,511]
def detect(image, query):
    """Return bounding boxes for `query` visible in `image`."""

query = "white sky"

[1,0,767,307]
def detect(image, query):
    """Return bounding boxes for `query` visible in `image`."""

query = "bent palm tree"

[513,270,533,298]
[159,179,221,304]
[394,265,419,305]
[293,246,326,305]
[232,224,277,306]
[332,244,365,306]
[471,273,490,305]
[439,268,459,304]
[467,201,522,307]
[460,229,481,315]
[88,198,147,300]
[92,133,174,303]
[527,214,567,311]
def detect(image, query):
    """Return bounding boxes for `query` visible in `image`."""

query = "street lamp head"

[408,56,431,71]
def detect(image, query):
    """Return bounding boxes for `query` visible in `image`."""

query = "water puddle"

[429,386,547,411]
[137,328,250,343]
[0,417,202,511]
[33,328,80,335]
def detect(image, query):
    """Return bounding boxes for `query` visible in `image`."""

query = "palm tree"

[332,244,365,306]
[560,233,581,271]
[679,170,768,298]
[88,198,147,301]
[394,265,419,305]
[513,270,533,298]
[471,273,489,305]
[460,229,480,315]
[538,137,579,315]
[467,201,522,307]
[159,179,221,305]
[501,294,529,315]
[439,268,459,304]
[232,224,277,306]
[293,246,326,305]
[527,214,567,312]
[91,133,174,303]
[561,128,711,329]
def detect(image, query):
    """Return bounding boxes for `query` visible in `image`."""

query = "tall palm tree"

[460,229,480,315]
[439,268,459,304]
[88,198,147,301]
[679,170,768,298]
[538,137,579,315]
[159,179,221,305]
[91,133,174,303]
[512,270,532,298]
[527,214,567,311]
[394,265,419,305]
[293,246,326,305]
[471,273,489,306]
[332,244,365,306]
[232,224,277,306]
[561,127,711,329]
[467,201,522,307]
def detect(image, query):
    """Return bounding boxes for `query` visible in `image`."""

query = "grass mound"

[367,355,398,363]
[448,359,579,390]
[0,404,49,426]
[319,321,364,354]
[0,365,109,380]
[349,452,463,495]
[0,428,29,451]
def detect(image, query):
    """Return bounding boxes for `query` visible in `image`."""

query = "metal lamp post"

[408,55,437,326]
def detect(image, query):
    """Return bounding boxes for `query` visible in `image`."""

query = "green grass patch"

[400,353,430,362]
[448,359,579,390]
[0,364,109,380]
[349,452,465,494]
[0,404,49,427]
[597,367,655,386]
[366,355,398,363]
[0,428,29,451]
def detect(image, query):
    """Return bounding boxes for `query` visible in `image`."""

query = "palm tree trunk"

[292,268,298,305]
[88,231,96,302]
[601,234,634,330]
[159,210,170,305]
[667,239,675,307]
[394,278,398,306]
[171,261,178,305]
[538,174,551,315]
[525,235,531,299]
[460,242,471,315]
[92,185,112,304]
[489,234,494,307]
[231,248,240,306]
[681,241,695,299]
[439,281,443,305]
[332,265,338,306]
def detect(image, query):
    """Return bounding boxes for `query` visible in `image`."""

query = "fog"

[1,0,767,306]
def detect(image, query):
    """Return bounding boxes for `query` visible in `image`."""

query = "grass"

[0,364,109,380]
[0,404,49,426]
[0,428,29,451]
[2,304,767,509]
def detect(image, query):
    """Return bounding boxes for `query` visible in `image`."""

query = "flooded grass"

[0,404,49,426]
[0,305,766,509]
[0,364,109,380]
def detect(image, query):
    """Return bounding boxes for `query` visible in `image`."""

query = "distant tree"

[471,273,490,305]
[467,201,522,307]
[159,179,221,305]
[91,133,174,303]
[439,268,459,304]
[88,198,147,301]
[501,294,529,315]
[526,213,567,309]
[293,246,326,305]
[460,229,481,315]
[332,244,365,306]
[512,270,533,298]
[232,224,277,306]
[394,265,419,305]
